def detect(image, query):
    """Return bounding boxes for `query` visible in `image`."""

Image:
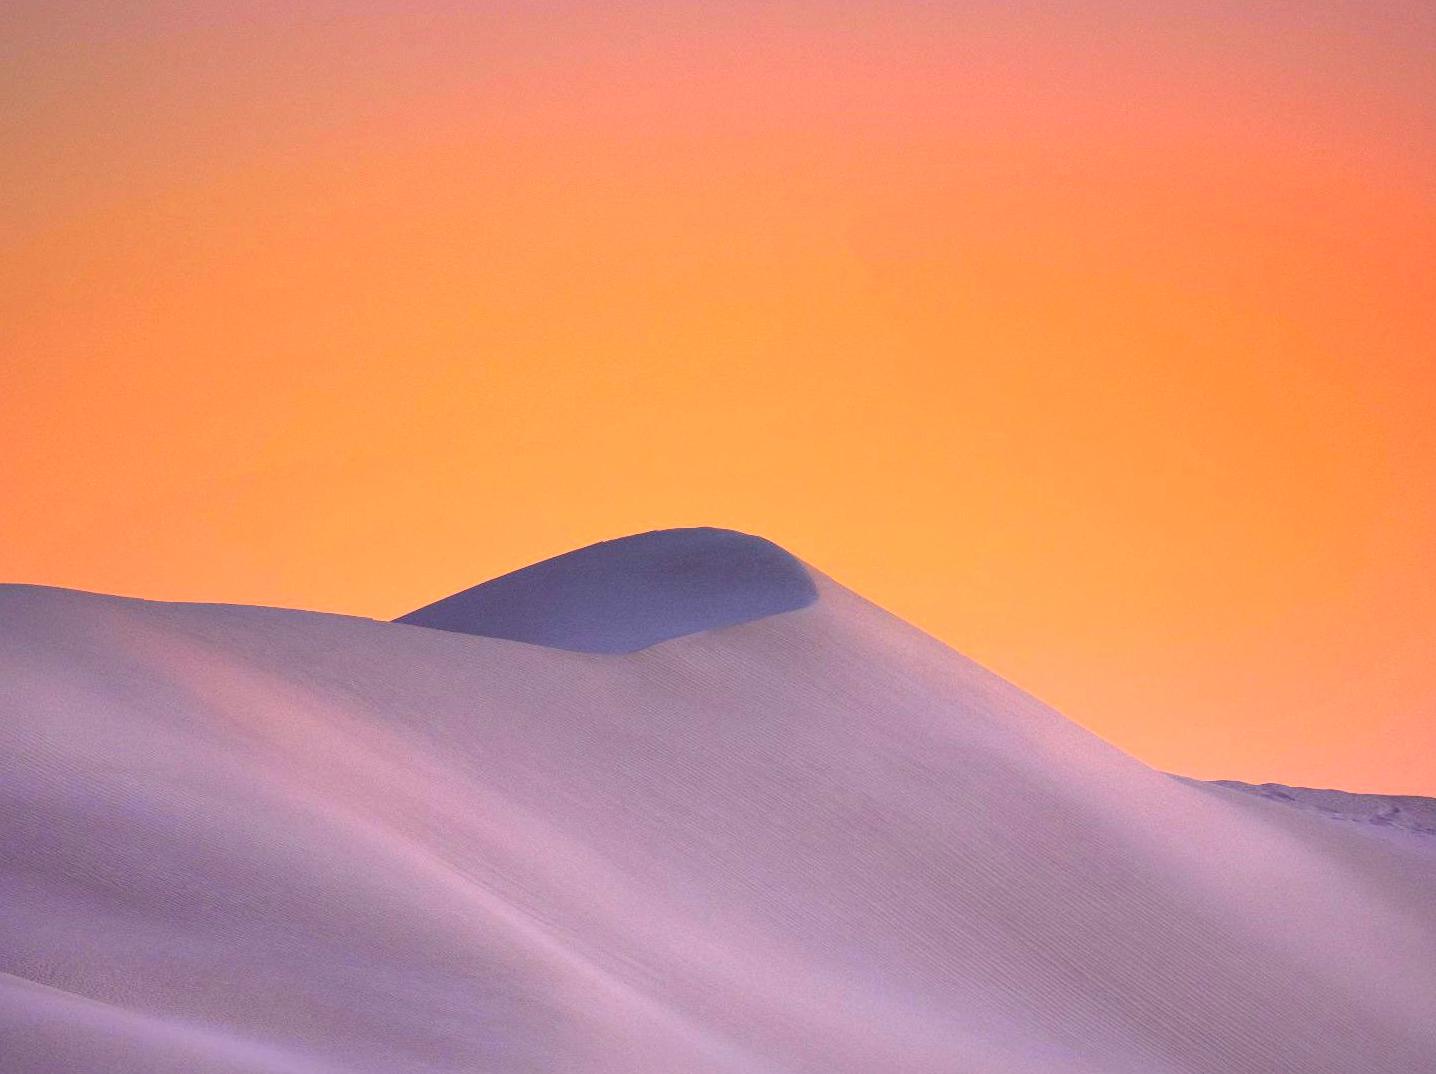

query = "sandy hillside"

[2,530,1433,1073]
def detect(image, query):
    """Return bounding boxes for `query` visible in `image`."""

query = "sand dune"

[397,528,817,653]
[1206,780,1436,840]
[2,530,1433,1072]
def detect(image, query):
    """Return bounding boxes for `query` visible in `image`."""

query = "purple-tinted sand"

[2,530,1433,1072]
[396,527,817,653]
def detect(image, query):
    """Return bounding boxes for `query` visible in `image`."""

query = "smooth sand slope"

[2,529,1434,1073]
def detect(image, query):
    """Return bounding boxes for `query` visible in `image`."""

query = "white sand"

[1,572,1433,1072]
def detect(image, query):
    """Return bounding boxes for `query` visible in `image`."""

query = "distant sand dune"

[396,528,817,652]
[2,531,1433,1072]
[1203,779,1436,839]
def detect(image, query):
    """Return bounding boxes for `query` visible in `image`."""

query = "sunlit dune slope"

[2,531,1433,1073]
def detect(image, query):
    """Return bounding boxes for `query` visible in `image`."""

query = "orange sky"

[4,3,1434,792]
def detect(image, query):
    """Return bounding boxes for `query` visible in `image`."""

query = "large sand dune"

[2,530,1433,1072]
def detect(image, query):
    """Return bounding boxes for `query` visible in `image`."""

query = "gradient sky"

[4,2,1434,793]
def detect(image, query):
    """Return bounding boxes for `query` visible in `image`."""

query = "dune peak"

[395,526,818,653]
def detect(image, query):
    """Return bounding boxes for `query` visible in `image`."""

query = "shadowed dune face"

[395,527,817,653]
[1,536,1435,1073]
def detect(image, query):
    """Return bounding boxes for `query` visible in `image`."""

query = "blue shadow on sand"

[396,527,818,653]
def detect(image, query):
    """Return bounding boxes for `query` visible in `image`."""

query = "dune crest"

[396,527,817,653]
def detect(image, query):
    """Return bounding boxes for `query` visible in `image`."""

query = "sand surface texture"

[3,530,1434,1072]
